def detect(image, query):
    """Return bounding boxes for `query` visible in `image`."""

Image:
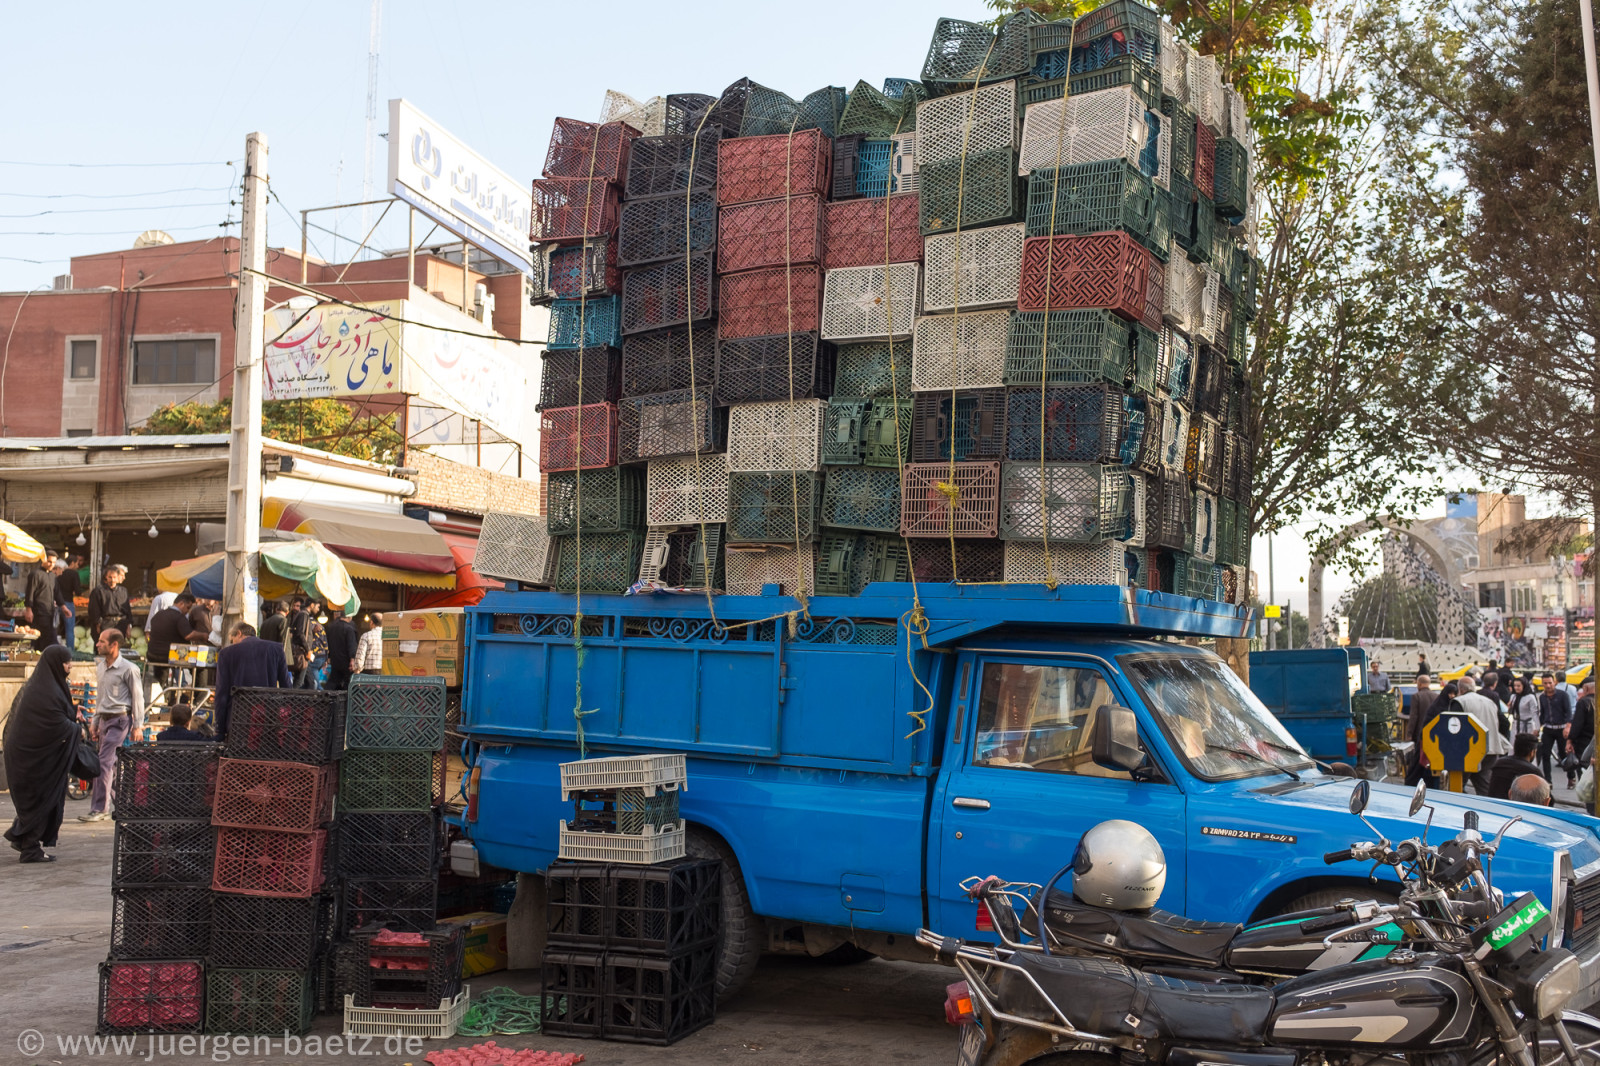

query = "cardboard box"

[438,911,508,978]
[167,643,218,666]
[382,639,461,686]
[383,609,464,644]
[444,751,469,806]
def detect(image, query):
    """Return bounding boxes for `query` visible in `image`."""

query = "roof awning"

[274,501,456,581]
[404,531,505,609]
[158,540,361,613]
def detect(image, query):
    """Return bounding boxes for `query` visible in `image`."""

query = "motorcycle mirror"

[1409,779,1427,817]
[1349,779,1371,816]
[1091,705,1142,772]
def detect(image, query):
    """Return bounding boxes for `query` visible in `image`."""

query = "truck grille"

[1570,872,1600,956]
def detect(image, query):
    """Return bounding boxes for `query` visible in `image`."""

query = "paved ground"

[0,795,956,1066]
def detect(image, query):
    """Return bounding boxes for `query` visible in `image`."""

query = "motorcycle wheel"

[1531,1013,1600,1065]
[66,779,88,801]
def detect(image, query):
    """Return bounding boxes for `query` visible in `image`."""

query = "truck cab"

[459,582,1600,1005]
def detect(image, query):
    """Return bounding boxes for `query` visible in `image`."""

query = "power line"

[0,160,232,168]
[0,203,231,218]
[0,186,235,200]
[0,221,238,237]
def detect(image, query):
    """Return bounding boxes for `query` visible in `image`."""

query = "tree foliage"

[137,398,402,464]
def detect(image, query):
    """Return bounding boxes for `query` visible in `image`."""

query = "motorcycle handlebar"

[1324,849,1354,864]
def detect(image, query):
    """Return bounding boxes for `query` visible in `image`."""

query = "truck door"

[933,653,1187,936]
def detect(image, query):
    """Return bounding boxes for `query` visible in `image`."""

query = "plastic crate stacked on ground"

[645,455,730,527]
[556,755,687,865]
[718,194,824,274]
[1017,86,1154,178]
[620,253,716,336]
[538,347,621,411]
[618,389,727,463]
[621,326,716,399]
[546,466,645,536]
[814,532,911,594]
[1006,384,1137,464]
[821,466,904,533]
[718,264,824,340]
[901,462,1001,538]
[1024,161,1161,255]
[540,402,620,473]
[532,241,622,306]
[820,263,922,342]
[341,926,464,1010]
[98,959,205,1036]
[907,536,1007,582]
[724,543,817,595]
[725,399,825,474]
[911,388,1008,463]
[920,12,1039,93]
[1004,539,1146,587]
[727,472,823,544]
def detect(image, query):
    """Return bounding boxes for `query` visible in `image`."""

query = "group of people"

[254,597,383,692]
[20,549,89,650]
[1404,660,1595,807]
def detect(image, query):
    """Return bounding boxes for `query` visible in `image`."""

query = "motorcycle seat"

[1014,953,1273,1046]
[1039,891,1241,968]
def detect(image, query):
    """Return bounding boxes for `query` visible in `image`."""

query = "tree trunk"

[1216,636,1251,683]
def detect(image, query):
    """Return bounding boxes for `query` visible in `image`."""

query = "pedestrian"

[185,596,214,648]
[85,564,132,638]
[1366,659,1391,693]
[1,645,79,862]
[1493,667,1512,707]
[259,600,292,662]
[1508,676,1541,736]
[307,603,329,687]
[1537,672,1573,782]
[79,629,144,823]
[1509,773,1554,806]
[1417,654,1431,677]
[287,597,315,688]
[213,622,293,739]
[322,607,358,691]
[1454,675,1507,795]
[143,587,177,639]
[1553,671,1579,718]
[355,613,384,675]
[1406,673,1440,787]
[1569,679,1596,789]
[1480,671,1511,743]
[22,549,58,650]
[156,703,210,742]
[1489,734,1543,798]
[145,591,208,668]
[53,556,79,650]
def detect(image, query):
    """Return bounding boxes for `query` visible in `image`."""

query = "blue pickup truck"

[457,582,1600,1005]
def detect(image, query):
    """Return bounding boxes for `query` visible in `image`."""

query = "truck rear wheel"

[1281,886,1400,914]
[687,826,762,1000]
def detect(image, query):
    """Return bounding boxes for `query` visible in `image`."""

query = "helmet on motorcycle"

[1071,820,1166,910]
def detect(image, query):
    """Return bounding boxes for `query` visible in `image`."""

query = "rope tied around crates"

[781,111,811,611]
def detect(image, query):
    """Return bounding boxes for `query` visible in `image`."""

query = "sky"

[0,0,1527,618]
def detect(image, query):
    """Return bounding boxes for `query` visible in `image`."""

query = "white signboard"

[389,99,533,275]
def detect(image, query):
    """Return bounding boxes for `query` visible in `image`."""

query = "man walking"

[1538,672,1573,782]
[323,607,358,691]
[145,591,208,667]
[1455,675,1508,795]
[213,622,293,739]
[54,556,80,648]
[79,629,144,822]
[86,564,132,638]
[1367,659,1391,694]
[1406,673,1440,786]
[1571,679,1596,780]
[23,549,58,650]
[287,597,316,688]
[258,600,292,661]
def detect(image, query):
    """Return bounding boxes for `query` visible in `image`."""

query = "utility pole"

[1267,534,1276,650]
[223,132,268,641]
[362,0,383,236]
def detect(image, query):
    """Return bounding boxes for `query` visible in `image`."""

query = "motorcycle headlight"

[1521,952,1583,1018]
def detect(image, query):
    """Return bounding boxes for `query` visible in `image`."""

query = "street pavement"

[0,794,955,1066]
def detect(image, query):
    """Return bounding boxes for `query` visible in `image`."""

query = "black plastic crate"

[621,327,717,398]
[617,190,717,268]
[98,959,205,1035]
[338,749,443,813]
[335,811,440,880]
[343,675,445,751]
[1005,385,1132,464]
[112,742,220,820]
[663,93,717,136]
[1191,340,1228,419]
[110,886,212,960]
[907,538,1005,583]
[226,690,345,763]
[715,333,836,406]
[541,950,606,1039]
[346,926,464,1008]
[640,526,725,590]
[911,389,1007,462]
[537,347,622,411]
[342,879,437,937]
[547,859,721,955]
[603,945,718,1045]
[620,253,716,336]
[547,863,611,948]
[112,819,214,888]
[618,389,727,462]
[625,128,721,200]
[727,472,823,544]
[209,893,333,970]
[1146,471,1193,552]
[205,968,315,1036]
[546,466,645,536]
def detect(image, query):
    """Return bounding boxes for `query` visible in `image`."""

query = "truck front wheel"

[687,826,762,1000]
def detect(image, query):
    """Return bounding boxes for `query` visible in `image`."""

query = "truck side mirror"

[1091,705,1142,773]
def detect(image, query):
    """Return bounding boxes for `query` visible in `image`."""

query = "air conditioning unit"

[53,274,73,291]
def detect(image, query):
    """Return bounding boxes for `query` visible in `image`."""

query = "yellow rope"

[569,123,605,744]
[782,112,809,608]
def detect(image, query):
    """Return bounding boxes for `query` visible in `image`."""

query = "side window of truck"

[971,661,1132,780]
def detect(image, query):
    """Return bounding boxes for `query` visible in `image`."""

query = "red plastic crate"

[717,194,825,273]
[1195,121,1216,199]
[99,960,204,1035]
[212,826,327,898]
[1018,232,1165,333]
[212,758,335,833]
[540,403,620,472]
[900,462,1002,538]
[530,178,620,244]
[717,129,831,206]
[823,193,922,271]
[718,265,823,340]
[543,118,639,182]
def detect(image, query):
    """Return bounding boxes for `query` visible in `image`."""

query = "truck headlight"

[1533,953,1581,1017]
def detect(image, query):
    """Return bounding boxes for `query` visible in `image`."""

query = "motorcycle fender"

[990,1029,1079,1066]
[1269,956,1479,1050]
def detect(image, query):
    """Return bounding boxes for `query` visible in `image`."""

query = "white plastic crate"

[1019,86,1150,176]
[473,512,553,585]
[1224,87,1248,143]
[560,753,687,797]
[1191,489,1218,562]
[1164,247,1199,334]
[1126,471,1148,548]
[821,263,922,342]
[922,224,1026,313]
[559,821,687,864]
[1153,111,1172,191]
[344,988,470,1040]
[1198,268,1224,346]
[891,131,920,193]
[915,80,1018,169]
[1000,462,1132,543]
[1188,53,1225,133]
[1004,540,1141,586]
[646,455,730,526]
[725,399,826,473]
[639,528,719,587]
[1163,36,1192,106]
[911,310,1011,391]
[725,543,816,596]
[600,90,666,137]
[1161,403,1190,470]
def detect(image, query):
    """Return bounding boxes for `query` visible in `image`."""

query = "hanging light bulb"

[184,522,191,534]
[147,524,159,539]
[75,531,86,546]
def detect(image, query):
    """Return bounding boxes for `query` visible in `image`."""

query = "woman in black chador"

[3,645,79,863]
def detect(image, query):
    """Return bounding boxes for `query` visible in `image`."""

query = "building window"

[131,338,215,385]
[69,339,97,380]
[1479,581,1506,609]
[1511,580,1538,613]
[65,429,93,438]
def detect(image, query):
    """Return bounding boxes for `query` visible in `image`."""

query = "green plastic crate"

[1351,692,1399,724]
[551,532,645,594]
[1188,193,1216,266]
[545,466,644,535]
[921,11,1041,90]
[822,399,870,465]
[1213,137,1250,218]
[1169,174,1198,253]
[339,750,440,813]
[1026,17,1077,63]
[863,399,913,467]
[867,536,912,584]
[1160,95,1198,183]
[1130,323,1160,395]
[814,533,871,595]
[839,79,922,137]
[833,342,913,399]
[727,472,823,544]
[919,149,1025,236]
[1004,310,1132,387]
[1025,160,1156,244]
[206,968,315,1036]
[821,466,902,533]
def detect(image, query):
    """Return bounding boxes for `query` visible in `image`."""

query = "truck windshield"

[1120,654,1315,781]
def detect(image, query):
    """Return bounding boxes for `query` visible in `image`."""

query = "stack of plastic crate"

[337,925,466,1027]
[545,754,718,1046]
[208,688,345,1035]
[99,741,219,1038]
[532,117,644,595]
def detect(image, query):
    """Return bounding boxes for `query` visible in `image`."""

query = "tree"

[137,397,402,464]
[1361,0,1600,572]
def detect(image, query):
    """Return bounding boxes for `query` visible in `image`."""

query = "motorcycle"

[918,779,1600,1066]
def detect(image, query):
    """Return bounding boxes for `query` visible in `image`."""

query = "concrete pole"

[1580,0,1600,221]
[223,132,268,640]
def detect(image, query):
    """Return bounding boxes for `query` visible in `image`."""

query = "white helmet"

[1071,820,1167,910]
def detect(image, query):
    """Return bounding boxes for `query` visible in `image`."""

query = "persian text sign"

[264,302,402,400]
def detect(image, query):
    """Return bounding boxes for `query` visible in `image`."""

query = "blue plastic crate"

[856,140,893,199]
[549,297,622,350]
